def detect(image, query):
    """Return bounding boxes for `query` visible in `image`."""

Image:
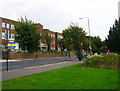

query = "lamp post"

[5,30,9,71]
[79,17,91,55]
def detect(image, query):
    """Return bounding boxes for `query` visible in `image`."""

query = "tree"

[70,24,87,61]
[14,17,41,53]
[105,19,120,53]
[59,39,66,52]
[82,37,90,51]
[62,23,87,60]
[55,38,59,51]
[91,36,103,54]
[100,45,107,53]
[62,28,73,57]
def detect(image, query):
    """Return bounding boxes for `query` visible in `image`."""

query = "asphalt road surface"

[2,57,77,72]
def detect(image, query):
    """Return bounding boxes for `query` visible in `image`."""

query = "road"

[2,57,78,72]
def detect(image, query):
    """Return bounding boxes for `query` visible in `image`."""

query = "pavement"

[2,60,83,81]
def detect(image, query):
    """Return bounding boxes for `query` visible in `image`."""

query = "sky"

[0,0,119,40]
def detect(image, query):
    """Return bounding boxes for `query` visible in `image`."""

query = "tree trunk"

[48,45,50,51]
[68,51,71,57]
[78,57,81,61]
[67,48,71,57]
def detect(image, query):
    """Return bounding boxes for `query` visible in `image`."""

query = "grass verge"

[2,63,118,89]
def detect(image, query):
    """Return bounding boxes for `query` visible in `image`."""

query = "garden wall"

[2,51,76,59]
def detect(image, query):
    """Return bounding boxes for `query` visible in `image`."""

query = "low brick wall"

[2,51,76,59]
[2,50,10,59]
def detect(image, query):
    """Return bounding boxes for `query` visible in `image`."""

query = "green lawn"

[2,63,118,89]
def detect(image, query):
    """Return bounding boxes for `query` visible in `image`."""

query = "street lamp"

[79,17,92,54]
[5,30,9,71]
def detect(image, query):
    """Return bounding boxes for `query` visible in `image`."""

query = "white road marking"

[24,61,72,70]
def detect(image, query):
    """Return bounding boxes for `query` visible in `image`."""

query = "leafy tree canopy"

[62,28,73,51]
[105,19,120,53]
[59,39,66,52]
[91,36,104,54]
[14,17,41,53]
[62,23,87,60]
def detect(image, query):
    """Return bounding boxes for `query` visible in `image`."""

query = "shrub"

[84,53,119,70]
[38,50,47,53]
[54,50,60,53]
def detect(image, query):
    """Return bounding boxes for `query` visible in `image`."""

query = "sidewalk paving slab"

[2,61,83,81]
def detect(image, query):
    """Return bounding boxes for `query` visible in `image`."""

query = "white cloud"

[0,0,119,40]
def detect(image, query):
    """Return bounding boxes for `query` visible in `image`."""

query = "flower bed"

[83,53,119,70]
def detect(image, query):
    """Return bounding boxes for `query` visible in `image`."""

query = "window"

[52,40,53,44]
[53,34,55,38]
[59,35,61,38]
[2,22,5,28]
[58,48,61,51]
[5,30,9,40]
[58,35,60,38]
[51,47,53,50]
[11,33,15,39]
[53,40,55,44]
[40,33,42,36]
[48,33,50,36]
[11,24,15,29]
[51,47,54,50]
[51,34,53,37]
[2,32,5,39]
[7,23,9,28]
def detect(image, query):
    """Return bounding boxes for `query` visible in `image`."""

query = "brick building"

[0,17,18,50]
[0,17,62,51]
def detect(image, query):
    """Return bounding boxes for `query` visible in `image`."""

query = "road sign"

[7,46,16,48]
[15,42,19,49]
[7,42,16,49]
[9,38,14,42]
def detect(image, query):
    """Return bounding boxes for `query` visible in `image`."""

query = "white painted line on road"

[2,61,76,72]
[24,61,72,70]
